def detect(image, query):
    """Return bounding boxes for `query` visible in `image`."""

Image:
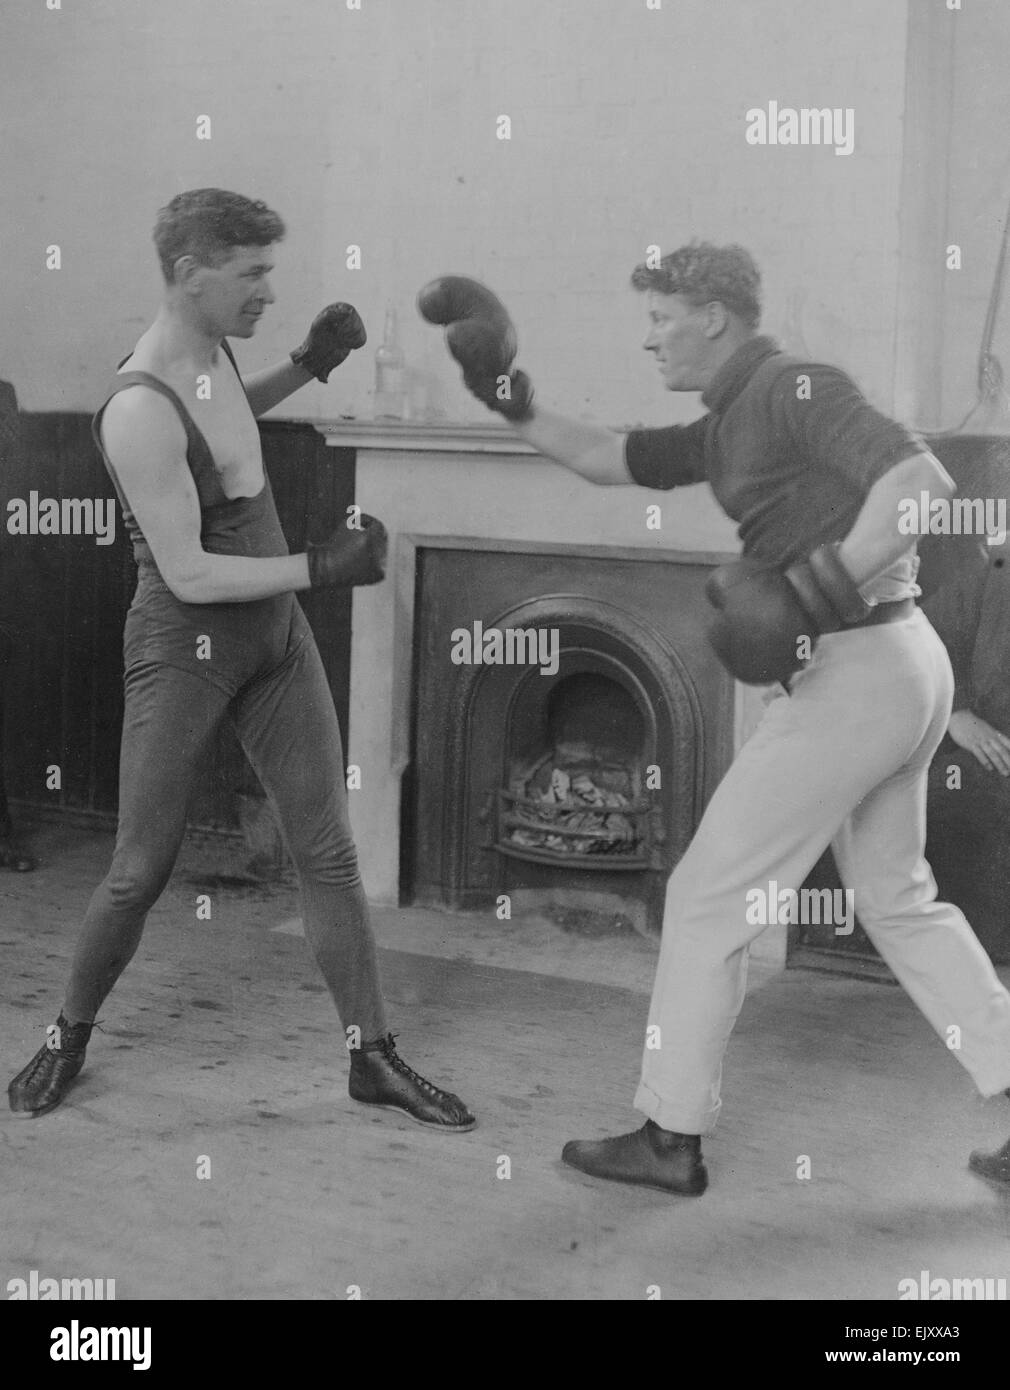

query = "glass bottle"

[374,303,406,420]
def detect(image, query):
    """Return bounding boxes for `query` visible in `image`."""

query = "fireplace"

[403,542,730,935]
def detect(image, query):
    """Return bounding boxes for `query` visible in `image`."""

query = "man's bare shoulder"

[100,380,186,456]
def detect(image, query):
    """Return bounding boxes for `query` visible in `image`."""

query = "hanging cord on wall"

[932,187,1010,436]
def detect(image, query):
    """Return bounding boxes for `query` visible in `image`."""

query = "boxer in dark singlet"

[8,189,475,1131]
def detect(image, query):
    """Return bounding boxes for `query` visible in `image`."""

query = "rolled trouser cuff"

[634,1079,720,1137]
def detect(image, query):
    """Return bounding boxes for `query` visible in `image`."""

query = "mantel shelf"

[312,419,540,455]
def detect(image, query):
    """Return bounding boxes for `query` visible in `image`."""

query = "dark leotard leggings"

[61,566,387,1042]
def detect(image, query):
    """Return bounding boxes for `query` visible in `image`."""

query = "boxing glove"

[706,543,870,685]
[307,515,388,589]
[291,303,367,383]
[417,276,535,422]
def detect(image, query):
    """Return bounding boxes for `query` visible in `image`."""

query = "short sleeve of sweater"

[624,416,710,490]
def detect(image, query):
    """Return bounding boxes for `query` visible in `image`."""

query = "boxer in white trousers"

[635,611,1010,1140]
[419,246,1010,1195]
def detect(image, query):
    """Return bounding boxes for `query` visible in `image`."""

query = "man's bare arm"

[511,406,631,485]
[101,388,310,603]
[241,359,315,418]
[838,451,955,587]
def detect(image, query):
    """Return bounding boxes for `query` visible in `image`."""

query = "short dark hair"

[153,189,286,282]
[630,240,762,328]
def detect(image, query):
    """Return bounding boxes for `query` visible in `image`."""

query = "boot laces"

[373,1033,444,1099]
[18,1028,86,1085]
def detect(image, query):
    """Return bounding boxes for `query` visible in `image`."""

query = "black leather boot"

[348,1032,476,1132]
[562,1119,708,1195]
[8,1014,93,1117]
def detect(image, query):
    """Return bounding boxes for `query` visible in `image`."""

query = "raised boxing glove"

[291,303,367,383]
[417,275,535,422]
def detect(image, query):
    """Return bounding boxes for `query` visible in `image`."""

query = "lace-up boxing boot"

[348,1032,476,1131]
[8,1014,93,1117]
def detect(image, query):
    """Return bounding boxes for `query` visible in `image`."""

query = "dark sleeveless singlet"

[92,340,308,693]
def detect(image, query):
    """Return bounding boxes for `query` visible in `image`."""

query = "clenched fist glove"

[706,542,871,685]
[307,514,388,589]
[417,275,535,422]
[291,303,367,383]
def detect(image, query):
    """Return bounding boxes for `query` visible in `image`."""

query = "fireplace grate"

[492,786,653,871]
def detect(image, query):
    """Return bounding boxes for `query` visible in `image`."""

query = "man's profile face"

[642,290,711,392]
[189,245,277,338]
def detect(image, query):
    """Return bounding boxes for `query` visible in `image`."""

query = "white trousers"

[635,610,1010,1135]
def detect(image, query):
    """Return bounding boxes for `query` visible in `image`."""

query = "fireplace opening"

[499,671,651,867]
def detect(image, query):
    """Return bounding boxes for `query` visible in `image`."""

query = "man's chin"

[663,372,699,393]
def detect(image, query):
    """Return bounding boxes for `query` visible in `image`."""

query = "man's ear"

[173,255,204,293]
[702,301,730,338]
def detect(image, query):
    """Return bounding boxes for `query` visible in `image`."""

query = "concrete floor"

[2,819,1009,1301]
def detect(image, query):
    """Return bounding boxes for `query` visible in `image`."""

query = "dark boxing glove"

[291,303,367,383]
[417,275,535,422]
[307,514,388,589]
[706,542,871,685]
[706,561,814,685]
